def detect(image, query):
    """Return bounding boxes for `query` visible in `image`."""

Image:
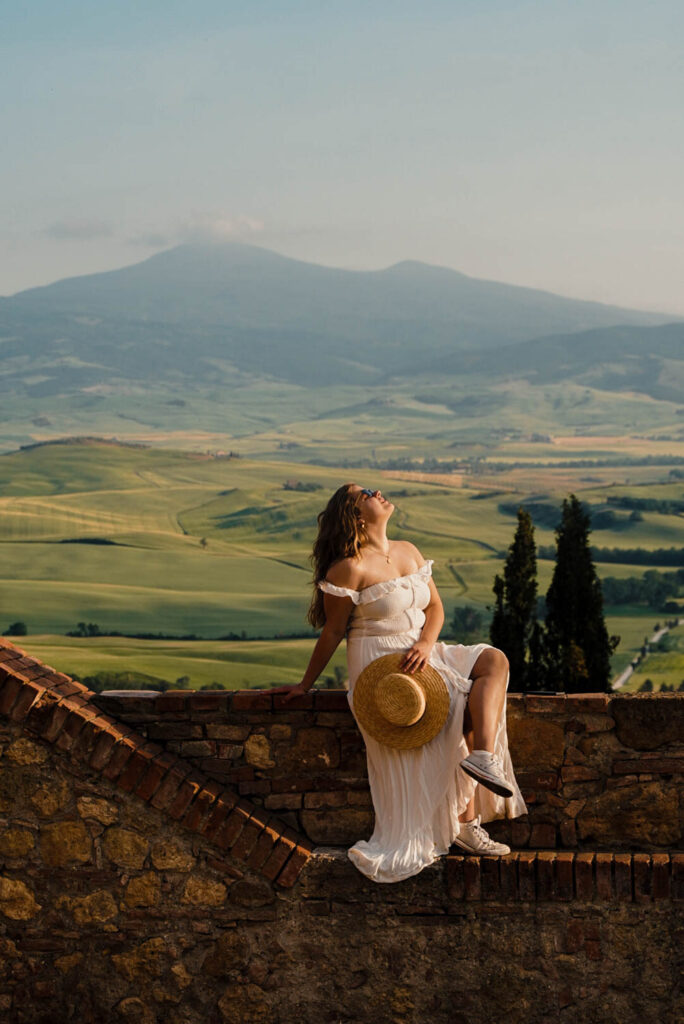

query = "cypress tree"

[490,507,539,691]
[543,494,620,693]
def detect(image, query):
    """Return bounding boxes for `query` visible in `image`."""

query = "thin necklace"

[365,542,392,564]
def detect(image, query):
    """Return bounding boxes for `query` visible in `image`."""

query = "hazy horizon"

[4,1,684,314]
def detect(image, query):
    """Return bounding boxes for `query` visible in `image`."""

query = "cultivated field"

[1,437,682,690]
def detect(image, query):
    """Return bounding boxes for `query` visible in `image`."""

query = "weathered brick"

[238,780,271,796]
[154,691,189,711]
[499,853,519,900]
[149,767,188,811]
[275,845,311,888]
[179,740,215,757]
[181,782,223,832]
[134,760,168,801]
[575,852,594,901]
[147,722,203,740]
[8,680,47,721]
[0,673,27,715]
[516,771,559,791]
[116,750,152,793]
[101,740,136,781]
[167,779,202,821]
[511,821,530,848]
[232,691,273,711]
[525,695,565,713]
[555,852,574,900]
[314,691,350,711]
[86,729,117,771]
[518,852,536,901]
[595,853,613,900]
[480,856,500,900]
[564,695,609,713]
[231,821,265,862]
[273,692,313,710]
[561,766,600,783]
[188,692,226,712]
[201,794,238,839]
[633,854,651,903]
[264,793,303,811]
[215,803,253,850]
[260,837,296,881]
[536,851,555,900]
[303,791,347,809]
[671,853,684,900]
[651,854,670,900]
[614,854,632,901]
[529,823,556,848]
[446,855,466,900]
[613,756,684,776]
[247,825,280,871]
[464,857,481,901]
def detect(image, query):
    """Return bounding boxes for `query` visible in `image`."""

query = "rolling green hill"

[1,440,682,689]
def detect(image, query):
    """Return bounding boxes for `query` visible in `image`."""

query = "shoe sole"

[451,837,510,856]
[460,761,515,799]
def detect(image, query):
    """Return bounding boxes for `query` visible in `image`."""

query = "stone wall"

[1,714,681,1024]
[94,688,684,852]
[1,638,682,1024]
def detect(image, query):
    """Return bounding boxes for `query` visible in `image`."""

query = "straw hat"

[352,652,450,749]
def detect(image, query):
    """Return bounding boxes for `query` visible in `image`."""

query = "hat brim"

[352,652,450,750]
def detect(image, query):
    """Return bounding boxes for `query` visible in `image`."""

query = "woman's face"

[348,484,394,524]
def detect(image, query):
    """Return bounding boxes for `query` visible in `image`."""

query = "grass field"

[1,437,682,690]
[15,635,348,691]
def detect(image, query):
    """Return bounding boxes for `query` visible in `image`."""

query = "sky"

[3,0,684,314]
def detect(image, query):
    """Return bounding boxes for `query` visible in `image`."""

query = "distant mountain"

[438,322,684,403]
[0,241,678,397]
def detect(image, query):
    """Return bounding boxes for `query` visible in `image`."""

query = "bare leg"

[458,702,476,823]
[466,648,509,752]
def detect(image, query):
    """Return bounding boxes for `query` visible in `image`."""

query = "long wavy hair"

[307,483,366,628]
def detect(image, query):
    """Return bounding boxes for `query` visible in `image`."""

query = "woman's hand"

[264,682,311,703]
[401,640,433,674]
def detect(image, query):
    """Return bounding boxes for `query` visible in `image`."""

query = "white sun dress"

[318,560,527,883]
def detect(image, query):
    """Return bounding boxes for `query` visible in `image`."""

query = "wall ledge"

[0,638,314,888]
[305,847,684,903]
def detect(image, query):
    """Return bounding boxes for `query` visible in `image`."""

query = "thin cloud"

[127,213,264,250]
[42,218,114,241]
[177,213,265,242]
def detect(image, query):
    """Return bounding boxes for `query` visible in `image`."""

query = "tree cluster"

[488,495,620,693]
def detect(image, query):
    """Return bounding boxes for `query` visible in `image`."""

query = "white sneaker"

[451,815,511,856]
[460,749,515,798]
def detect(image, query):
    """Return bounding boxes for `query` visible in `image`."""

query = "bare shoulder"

[325,556,364,590]
[391,539,426,570]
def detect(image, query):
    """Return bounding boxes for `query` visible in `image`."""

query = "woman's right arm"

[265,591,354,701]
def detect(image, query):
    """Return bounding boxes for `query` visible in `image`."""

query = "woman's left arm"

[401,578,444,674]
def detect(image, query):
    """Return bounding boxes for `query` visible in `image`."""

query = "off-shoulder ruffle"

[318,559,434,606]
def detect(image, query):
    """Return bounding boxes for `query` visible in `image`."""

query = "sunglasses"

[358,488,375,498]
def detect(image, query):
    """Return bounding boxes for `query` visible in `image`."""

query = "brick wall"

[94,688,684,851]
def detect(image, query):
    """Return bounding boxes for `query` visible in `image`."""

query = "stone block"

[279,727,340,772]
[40,820,92,867]
[102,826,149,869]
[0,875,41,919]
[612,694,684,750]
[5,737,49,765]
[150,841,196,871]
[0,826,35,859]
[30,778,71,817]
[69,889,119,922]
[300,808,373,845]
[577,781,680,847]
[244,733,275,768]
[181,876,227,906]
[507,716,565,770]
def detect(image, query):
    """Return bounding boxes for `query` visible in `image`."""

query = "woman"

[268,483,526,883]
